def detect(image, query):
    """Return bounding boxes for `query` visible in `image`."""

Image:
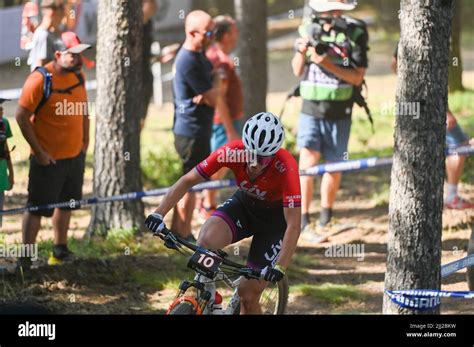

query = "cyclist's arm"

[276,207,301,269]
[153,169,205,217]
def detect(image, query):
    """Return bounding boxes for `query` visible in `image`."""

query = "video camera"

[306,15,349,56]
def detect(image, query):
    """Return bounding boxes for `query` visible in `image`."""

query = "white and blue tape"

[386,254,474,310]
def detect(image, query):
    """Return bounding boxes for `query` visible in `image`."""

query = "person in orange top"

[16,31,91,267]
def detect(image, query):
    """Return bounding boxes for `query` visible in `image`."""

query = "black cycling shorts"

[174,134,211,175]
[212,190,287,270]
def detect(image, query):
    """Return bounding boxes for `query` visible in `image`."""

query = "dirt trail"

[1,166,473,314]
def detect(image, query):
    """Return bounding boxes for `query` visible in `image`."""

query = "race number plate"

[188,248,222,279]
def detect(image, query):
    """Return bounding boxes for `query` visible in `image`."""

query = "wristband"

[151,212,164,220]
[274,264,286,275]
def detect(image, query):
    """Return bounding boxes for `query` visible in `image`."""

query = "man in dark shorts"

[172,10,219,241]
[16,32,91,266]
[146,112,302,314]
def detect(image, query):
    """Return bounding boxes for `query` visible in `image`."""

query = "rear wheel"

[232,276,289,315]
[168,301,197,315]
[467,224,474,291]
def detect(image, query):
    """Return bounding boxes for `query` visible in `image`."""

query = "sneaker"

[48,246,75,266]
[17,257,32,271]
[445,196,474,210]
[299,227,329,244]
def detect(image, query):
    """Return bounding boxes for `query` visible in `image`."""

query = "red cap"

[53,31,91,54]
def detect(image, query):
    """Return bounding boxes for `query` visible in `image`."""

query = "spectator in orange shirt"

[16,32,91,268]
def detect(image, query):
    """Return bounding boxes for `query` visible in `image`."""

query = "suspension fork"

[194,273,217,314]
[175,280,212,313]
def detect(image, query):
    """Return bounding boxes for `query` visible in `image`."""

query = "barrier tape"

[1,145,472,215]
[386,254,474,310]
[0,179,236,215]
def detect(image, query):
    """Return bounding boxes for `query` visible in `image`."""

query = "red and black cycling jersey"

[195,140,301,209]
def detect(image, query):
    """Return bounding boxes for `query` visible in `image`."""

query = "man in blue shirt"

[172,10,219,241]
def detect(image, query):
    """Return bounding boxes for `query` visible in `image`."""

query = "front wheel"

[168,301,197,315]
[232,276,289,315]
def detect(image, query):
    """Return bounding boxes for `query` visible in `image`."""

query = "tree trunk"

[88,0,145,237]
[383,0,453,314]
[234,0,268,118]
[448,0,464,92]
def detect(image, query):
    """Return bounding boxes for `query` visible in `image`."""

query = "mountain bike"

[152,227,289,315]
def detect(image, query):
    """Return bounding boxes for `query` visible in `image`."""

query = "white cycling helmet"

[242,112,285,156]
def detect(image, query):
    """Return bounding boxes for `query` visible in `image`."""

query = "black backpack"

[0,119,7,159]
[34,66,85,114]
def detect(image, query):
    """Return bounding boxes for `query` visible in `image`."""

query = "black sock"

[302,213,311,230]
[319,208,333,226]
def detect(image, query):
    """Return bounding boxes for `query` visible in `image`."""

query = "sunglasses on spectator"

[256,155,275,166]
[195,30,215,38]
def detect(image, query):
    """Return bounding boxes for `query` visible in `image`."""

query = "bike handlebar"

[152,227,262,280]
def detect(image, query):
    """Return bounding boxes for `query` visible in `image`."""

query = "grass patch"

[292,283,365,304]
[129,253,189,291]
[130,269,183,291]
[67,229,137,259]
[141,149,182,189]
[35,229,172,261]
[369,182,390,207]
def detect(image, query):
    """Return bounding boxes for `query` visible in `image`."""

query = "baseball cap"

[309,0,357,12]
[53,31,91,54]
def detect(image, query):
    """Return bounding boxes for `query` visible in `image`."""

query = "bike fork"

[174,280,211,313]
[195,273,218,314]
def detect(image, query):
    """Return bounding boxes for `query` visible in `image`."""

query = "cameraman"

[292,0,368,231]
